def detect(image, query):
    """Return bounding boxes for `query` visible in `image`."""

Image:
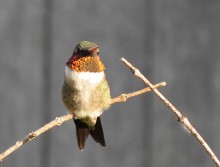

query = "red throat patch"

[66,55,105,72]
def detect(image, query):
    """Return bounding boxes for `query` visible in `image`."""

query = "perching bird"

[62,41,111,150]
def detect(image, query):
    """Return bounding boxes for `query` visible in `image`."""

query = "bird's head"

[66,41,105,72]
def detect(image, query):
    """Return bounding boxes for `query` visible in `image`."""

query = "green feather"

[79,41,98,51]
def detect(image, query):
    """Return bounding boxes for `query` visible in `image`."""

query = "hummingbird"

[62,41,111,150]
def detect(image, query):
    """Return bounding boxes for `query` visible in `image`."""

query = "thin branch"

[110,81,166,104]
[0,115,73,162]
[0,81,166,162]
[121,57,220,167]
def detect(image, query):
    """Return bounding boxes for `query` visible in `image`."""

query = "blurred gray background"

[0,0,220,167]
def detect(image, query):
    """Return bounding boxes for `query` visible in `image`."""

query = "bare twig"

[121,57,220,167]
[0,115,73,162]
[0,80,165,161]
[110,81,166,104]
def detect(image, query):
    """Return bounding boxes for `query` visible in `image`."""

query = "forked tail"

[74,117,106,150]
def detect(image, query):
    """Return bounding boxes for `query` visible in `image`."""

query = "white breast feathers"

[64,66,105,89]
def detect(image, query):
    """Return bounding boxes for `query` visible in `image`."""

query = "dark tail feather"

[73,117,106,150]
[90,117,106,148]
[74,119,89,151]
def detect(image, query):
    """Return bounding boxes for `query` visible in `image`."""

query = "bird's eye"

[74,48,78,53]
[97,51,99,55]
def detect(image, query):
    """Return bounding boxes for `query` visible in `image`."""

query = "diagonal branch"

[0,80,166,162]
[0,115,73,162]
[121,57,220,167]
[110,81,166,104]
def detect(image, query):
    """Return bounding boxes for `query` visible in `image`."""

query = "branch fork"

[0,57,219,167]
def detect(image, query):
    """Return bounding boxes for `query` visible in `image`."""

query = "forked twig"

[121,57,220,167]
[0,77,166,161]
[110,81,166,104]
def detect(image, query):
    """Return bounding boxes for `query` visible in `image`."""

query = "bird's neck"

[64,66,105,88]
